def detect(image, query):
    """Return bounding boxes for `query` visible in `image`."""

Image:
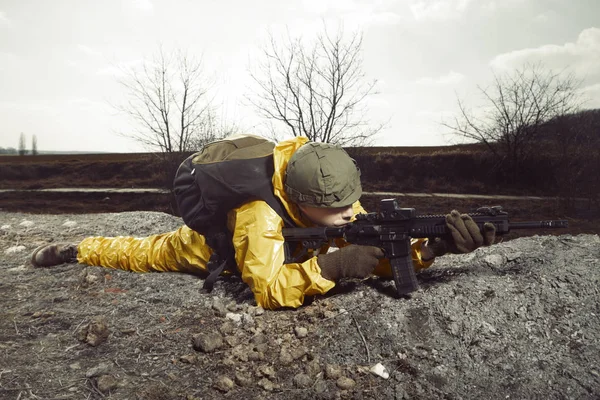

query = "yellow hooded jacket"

[78,137,433,309]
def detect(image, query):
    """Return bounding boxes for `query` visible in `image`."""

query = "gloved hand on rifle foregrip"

[317,245,385,282]
[421,210,496,261]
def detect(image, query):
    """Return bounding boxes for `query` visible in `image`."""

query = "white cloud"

[77,44,102,58]
[490,27,600,79]
[415,70,465,85]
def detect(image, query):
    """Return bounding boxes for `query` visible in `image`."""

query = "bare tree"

[31,134,38,155]
[18,132,27,156]
[249,26,383,146]
[445,63,582,176]
[116,48,218,154]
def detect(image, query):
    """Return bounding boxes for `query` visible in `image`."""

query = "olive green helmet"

[284,142,362,208]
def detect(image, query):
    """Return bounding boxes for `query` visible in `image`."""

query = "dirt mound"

[1,211,599,399]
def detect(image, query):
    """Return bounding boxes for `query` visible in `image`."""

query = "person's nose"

[340,206,354,220]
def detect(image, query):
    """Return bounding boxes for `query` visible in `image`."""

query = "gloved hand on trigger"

[423,210,496,260]
[317,245,385,282]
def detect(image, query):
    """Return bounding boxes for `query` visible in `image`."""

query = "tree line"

[2,133,38,155]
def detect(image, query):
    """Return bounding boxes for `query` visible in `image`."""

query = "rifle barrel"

[509,220,569,229]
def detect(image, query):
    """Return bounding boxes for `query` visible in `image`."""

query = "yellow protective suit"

[78,137,433,309]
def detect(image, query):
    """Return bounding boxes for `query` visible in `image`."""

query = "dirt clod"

[257,377,275,391]
[235,371,254,387]
[336,376,356,390]
[76,316,109,346]
[294,326,308,338]
[96,374,119,394]
[192,332,223,353]
[325,364,342,380]
[214,376,234,392]
[293,373,313,388]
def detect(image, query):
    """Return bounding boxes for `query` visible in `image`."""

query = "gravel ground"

[1,211,599,399]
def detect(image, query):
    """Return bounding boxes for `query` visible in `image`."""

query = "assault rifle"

[282,198,568,297]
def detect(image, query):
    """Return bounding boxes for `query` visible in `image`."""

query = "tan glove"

[317,245,385,282]
[425,210,496,260]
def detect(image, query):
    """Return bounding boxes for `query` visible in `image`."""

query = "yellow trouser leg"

[77,225,213,274]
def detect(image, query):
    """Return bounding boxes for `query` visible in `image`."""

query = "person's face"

[298,204,354,227]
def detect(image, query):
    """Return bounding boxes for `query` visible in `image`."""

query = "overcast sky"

[0,0,599,152]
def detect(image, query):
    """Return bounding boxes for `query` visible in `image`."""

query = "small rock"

[219,321,235,335]
[226,301,238,311]
[0,224,10,230]
[242,313,255,326]
[484,254,505,267]
[293,373,312,388]
[77,317,109,347]
[192,332,223,353]
[232,345,249,362]
[63,220,77,228]
[294,326,308,338]
[96,375,119,394]
[19,220,34,228]
[306,359,321,377]
[336,376,356,390]
[254,306,265,316]
[325,364,342,379]
[212,298,227,316]
[248,351,264,361]
[291,346,308,360]
[179,354,197,364]
[257,378,274,391]
[225,335,239,347]
[251,333,268,345]
[69,362,81,370]
[257,365,276,378]
[314,380,328,394]
[235,371,254,387]
[253,343,268,353]
[214,376,234,393]
[226,312,242,324]
[223,356,236,367]
[279,349,293,365]
[85,273,99,285]
[86,362,112,378]
[370,363,390,379]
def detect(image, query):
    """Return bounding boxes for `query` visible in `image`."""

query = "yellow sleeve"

[336,200,435,276]
[228,201,335,310]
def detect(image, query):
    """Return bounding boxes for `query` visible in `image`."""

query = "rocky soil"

[1,211,599,399]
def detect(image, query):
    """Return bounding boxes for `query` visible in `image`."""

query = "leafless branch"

[248,25,384,146]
